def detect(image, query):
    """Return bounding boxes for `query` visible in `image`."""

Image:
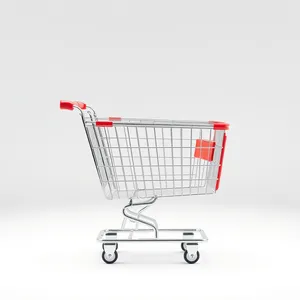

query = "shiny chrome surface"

[97,228,208,243]
[123,196,159,238]
[74,105,225,200]
[65,103,229,262]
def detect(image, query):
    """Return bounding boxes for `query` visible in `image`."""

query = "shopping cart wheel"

[181,243,187,251]
[102,251,118,264]
[183,250,200,264]
[102,243,118,251]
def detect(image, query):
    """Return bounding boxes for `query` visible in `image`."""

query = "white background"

[1,0,300,299]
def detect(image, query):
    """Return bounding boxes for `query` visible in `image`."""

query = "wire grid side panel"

[94,125,221,199]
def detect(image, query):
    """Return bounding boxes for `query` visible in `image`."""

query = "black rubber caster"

[181,242,187,251]
[102,251,118,264]
[183,250,200,264]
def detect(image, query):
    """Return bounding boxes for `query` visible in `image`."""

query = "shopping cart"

[60,100,229,264]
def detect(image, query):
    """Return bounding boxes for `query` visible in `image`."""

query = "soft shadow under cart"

[60,100,229,264]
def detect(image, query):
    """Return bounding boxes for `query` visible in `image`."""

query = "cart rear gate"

[60,100,229,264]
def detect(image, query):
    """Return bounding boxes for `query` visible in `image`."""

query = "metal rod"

[122,196,158,238]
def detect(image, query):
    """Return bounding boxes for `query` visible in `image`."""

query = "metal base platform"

[97,228,208,243]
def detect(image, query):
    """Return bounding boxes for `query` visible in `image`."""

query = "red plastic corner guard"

[109,117,121,121]
[96,121,113,127]
[60,100,86,110]
[216,133,227,191]
[209,121,229,130]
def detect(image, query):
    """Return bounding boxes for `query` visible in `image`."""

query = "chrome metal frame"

[66,103,228,262]
[81,111,225,200]
[98,228,208,243]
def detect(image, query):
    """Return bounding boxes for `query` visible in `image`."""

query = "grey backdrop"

[0,1,299,299]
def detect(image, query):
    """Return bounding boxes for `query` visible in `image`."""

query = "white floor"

[1,198,300,300]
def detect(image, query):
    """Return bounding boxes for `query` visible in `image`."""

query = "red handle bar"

[60,100,86,110]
